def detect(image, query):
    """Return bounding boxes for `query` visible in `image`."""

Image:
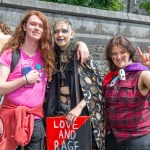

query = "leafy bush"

[41,0,124,11]
[139,1,150,15]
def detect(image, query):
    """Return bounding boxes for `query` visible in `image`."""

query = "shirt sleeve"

[0,49,12,68]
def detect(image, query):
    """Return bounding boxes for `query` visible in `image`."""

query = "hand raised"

[137,46,150,68]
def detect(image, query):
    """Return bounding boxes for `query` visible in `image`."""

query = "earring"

[70,37,74,43]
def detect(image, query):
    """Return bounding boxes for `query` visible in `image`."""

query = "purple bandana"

[125,63,149,72]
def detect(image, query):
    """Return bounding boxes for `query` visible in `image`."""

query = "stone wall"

[0,0,150,75]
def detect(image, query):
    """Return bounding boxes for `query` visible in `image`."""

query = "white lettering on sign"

[53,119,80,150]
[54,140,80,150]
[54,120,78,129]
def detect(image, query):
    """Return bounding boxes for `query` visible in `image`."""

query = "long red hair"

[1,10,55,80]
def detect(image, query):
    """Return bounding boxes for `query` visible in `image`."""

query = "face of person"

[53,22,74,51]
[23,15,44,42]
[111,45,130,69]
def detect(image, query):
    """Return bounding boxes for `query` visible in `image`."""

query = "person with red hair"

[0,10,89,150]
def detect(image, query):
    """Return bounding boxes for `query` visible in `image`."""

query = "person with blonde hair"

[45,18,105,150]
[0,10,89,150]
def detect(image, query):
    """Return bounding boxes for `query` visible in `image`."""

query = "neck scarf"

[103,62,149,88]
[125,63,149,71]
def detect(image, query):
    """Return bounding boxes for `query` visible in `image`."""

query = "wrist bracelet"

[25,75,28,84]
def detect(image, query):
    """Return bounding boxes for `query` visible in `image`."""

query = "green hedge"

[139,1,150,15]
[41,0,124,11]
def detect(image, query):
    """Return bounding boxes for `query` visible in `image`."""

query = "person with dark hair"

[103,35,150,150]
[44,18,105,150]
[0,11,89,150]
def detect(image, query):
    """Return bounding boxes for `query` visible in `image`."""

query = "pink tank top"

[0,48,47,109]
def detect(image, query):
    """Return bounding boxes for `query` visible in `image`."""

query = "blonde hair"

[1,10,55,80]
[53,18,73,31]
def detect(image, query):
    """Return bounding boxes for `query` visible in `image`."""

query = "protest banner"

[46,116,92,150]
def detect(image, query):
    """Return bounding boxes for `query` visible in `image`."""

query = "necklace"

[60,61,68,80]
[58,40,77,80]
[60,52,69,63]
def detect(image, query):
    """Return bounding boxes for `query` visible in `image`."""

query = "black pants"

[105,131,121,150]
[16,119,45,150]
